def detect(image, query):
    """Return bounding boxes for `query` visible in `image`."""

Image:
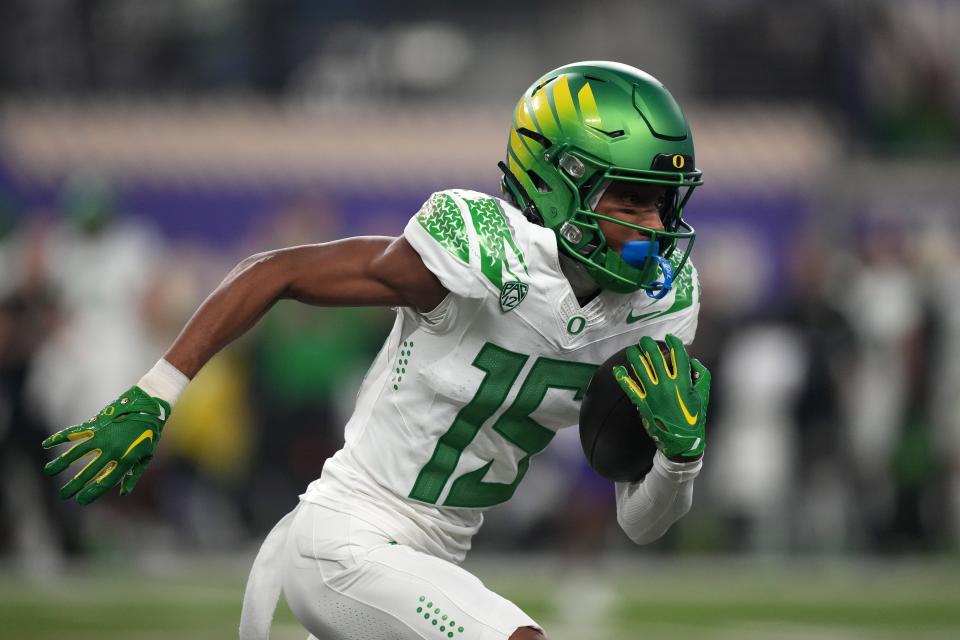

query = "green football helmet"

[499,61,702,293]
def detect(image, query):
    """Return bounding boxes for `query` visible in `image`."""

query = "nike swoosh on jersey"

[157,404,166,421]
[625,309,665,324]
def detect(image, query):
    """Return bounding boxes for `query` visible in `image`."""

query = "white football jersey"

[301,189,700,563]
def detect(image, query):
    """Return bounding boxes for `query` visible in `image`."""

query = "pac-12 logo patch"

[499,281,528,313]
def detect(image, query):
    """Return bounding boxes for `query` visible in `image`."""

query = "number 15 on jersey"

[409,342,597,508]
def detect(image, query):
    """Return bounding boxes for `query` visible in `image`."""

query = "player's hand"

[612,334,711,461]
[41,386,170,505]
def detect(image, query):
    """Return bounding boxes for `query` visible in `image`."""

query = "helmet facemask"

[552,148,699,294]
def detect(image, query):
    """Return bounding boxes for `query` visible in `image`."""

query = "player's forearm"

[615,452,701,545]
[161,237,412,379]
[163,251,285,378]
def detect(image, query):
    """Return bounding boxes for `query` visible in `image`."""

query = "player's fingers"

[120,457,150,496]
[613,365,646,401]
[640,336,677,384]
[41,424,91,449]
[76,480,115,506]
[58,448,107,499]
[664,334,691,382]
[43,434,98,476]
[638,336,670,384]
[626,343,658,387]
[77,459,126,506]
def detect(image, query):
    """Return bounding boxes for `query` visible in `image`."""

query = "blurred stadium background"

[2,0,960,638]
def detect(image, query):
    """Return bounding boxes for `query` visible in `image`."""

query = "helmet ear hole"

[526,170,552,193]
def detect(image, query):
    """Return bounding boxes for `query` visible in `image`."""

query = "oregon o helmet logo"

[671,154,685,169]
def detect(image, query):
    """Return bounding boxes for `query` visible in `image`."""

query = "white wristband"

[652,450,703,483]
[137,359,190,406]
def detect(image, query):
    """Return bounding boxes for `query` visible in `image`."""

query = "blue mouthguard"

[620,240,675,300]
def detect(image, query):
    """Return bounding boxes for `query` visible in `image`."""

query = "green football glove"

[42,385,170,505]
[613,334,711,461]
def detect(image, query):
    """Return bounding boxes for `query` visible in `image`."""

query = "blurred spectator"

[710,324,806,552]
[838,221,925,551]
[26,174,166,427]
[0,203,77,569]
[776,230,854,552]
[16,175,180,558]
[923,224,960,548]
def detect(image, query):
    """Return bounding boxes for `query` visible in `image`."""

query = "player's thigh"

[346,542,541,640]
[281,505,420,640]
[281,504,539,640]
[284,569,421,640]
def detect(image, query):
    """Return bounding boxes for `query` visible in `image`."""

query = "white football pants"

[240,501,540,640]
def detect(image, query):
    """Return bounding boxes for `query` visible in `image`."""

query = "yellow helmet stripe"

[528,91,560,138]
[509,129,536,167]
[514,100,536,133]
[507,155,524,182]
[577,83,602,128]
[551,75,578,131]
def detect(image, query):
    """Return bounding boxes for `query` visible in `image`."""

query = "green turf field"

[1,556,958,639]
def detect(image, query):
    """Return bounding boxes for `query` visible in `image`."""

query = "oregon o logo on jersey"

[566,316,586,334]
[499,281,528,313]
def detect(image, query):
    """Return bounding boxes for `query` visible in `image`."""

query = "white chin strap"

[586,180,611,210]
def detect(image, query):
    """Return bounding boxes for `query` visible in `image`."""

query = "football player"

[42,61,710,640]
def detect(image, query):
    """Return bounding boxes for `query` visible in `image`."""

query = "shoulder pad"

[414,191,470,264]
[457,192,529,291]
[414,190,530,292]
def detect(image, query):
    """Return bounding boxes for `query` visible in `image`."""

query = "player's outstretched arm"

[165,235,447,377]
[43,235,447,504]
